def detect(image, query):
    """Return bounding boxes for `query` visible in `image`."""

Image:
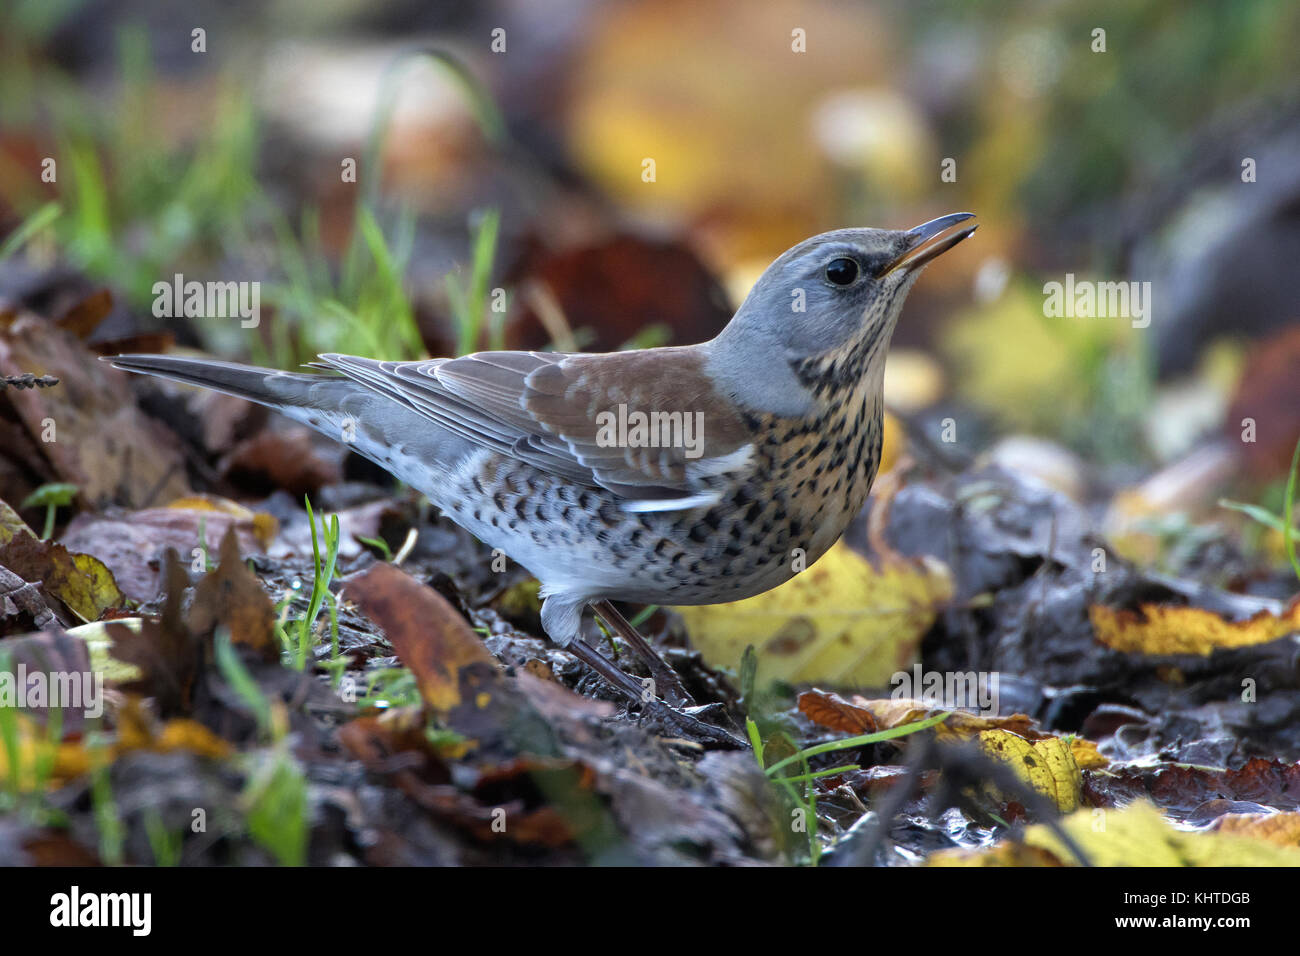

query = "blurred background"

[1,0,1298,581]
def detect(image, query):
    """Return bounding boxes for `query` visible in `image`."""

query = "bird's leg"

[561,635,743,748]
[590,600,695,708]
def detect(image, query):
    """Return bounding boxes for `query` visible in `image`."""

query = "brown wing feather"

[317,348,755,502]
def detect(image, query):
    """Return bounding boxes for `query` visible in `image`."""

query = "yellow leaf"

[1069,737,1109,770]
[1090,601,1300,656]
[0,497,36,544]
[977,729,1081,814]
[165,493,277,549]
[930,800,1300,867]
[676,541,952,687]
[1213,812,1300,848]
[0,712,93,791]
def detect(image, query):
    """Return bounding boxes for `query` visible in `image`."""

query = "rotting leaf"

[337,714,582,848]
[346,562,501,714]
[0,532,125,622]
[1091,757,1300,814]
[188,527,278,661]
[677,540,953,687]
[108,551,200,714]
[1090,600,1300,656]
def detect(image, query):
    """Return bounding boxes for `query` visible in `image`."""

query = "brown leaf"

[0,533,125,622]
[337,713,587,848]
[219,427,342,497]
[61,499,274,603]
[0,314,190,508]
[503,234,731,352]
[798,688,877,734]
[345,562,500,713]
[1093,758,1300,813]
[54,288,113,339]
[109,553,200,714]
[188,526,277,660]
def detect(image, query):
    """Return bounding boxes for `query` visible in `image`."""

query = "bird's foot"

[591,600,696,708]
[637,698,746,749]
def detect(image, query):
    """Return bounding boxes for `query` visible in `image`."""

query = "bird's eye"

[825,257,859,286]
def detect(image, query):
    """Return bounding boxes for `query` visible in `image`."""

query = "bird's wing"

[315,348,757,510]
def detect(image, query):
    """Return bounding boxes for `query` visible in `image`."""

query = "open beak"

[882,212,978,276]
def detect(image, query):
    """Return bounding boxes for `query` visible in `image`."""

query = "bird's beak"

[882,212,978,275]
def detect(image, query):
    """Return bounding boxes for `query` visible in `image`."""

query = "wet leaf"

[929,800,1300,867]
[1213,811,1300,848]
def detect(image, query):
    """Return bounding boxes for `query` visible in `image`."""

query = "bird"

[107,212,977,746]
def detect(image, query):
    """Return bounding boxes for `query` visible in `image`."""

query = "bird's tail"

[103,353,351,412]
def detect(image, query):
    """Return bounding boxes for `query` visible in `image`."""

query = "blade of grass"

[0,201,61,262]
[763,711,951,777]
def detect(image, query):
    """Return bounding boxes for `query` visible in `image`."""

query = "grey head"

[706,212,976,415]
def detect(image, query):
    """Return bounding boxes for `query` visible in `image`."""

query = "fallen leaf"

[797,689,877,734]
[1069,737,1109,770]
[929,800,1300,866]
[0,532,125,621]
[1091,758,1300,813]
[107,553,200,714]
[503,235,732,352]
[61,497,275,602]
[337,714,587,847]
[977,729,1081,814]
[188,527,278,660]
[0,497,35,543]
[1213,812,1300,848]
[1090,600,1300,656]
[0,312,190,508]
[54,288,113,339]
[346,562,499,713]
[677,540,953,688]
[219,427,342,498]
[815,693,1041,742]
[115,696,233,760]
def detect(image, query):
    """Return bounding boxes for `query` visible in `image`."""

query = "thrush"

[107,212,977,746]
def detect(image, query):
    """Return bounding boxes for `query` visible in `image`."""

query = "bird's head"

[709,214,973,403]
